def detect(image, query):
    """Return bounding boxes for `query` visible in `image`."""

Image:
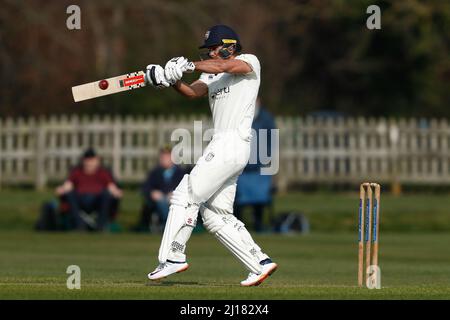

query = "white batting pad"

[215,223,262,274]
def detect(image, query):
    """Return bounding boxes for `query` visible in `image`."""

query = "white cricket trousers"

[159,130,269,273]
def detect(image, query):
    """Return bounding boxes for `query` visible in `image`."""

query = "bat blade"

[72,71,147,102]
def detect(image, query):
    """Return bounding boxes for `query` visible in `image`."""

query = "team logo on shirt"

[211,86,230,100]
[205,152,215,161]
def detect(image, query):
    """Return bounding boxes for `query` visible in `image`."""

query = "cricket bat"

[71,71,147,102]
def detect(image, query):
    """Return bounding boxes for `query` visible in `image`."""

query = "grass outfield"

[0,190,449,299]
[0,231,450,299]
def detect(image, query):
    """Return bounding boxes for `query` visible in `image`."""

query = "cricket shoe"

[240,258,278,287]
[147,260,189,280]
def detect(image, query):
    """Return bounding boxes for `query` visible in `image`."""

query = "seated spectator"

[55,148,123,231]
[132,146,185,232]
[235,98,277,232]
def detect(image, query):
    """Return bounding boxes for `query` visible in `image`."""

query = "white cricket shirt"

[198,54,261,141]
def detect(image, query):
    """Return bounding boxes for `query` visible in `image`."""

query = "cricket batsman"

[145,25,278,286]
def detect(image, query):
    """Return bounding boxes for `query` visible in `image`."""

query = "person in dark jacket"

[133,146,185,232]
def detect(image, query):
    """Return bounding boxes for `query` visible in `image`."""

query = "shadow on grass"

[146,281,203,286]
[145,280,235,287]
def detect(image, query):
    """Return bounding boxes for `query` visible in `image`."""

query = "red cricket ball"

[98,79,109,90]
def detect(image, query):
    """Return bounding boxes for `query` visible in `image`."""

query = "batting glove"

[145,64,170,89]
[164,57,189,85]
[182,61,196,73]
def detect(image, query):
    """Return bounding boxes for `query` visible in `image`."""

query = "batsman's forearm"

[173,81,199,99]
[194,60,227,74]
[193,59,252,74]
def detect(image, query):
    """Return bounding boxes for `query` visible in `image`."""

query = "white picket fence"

[1,115,449,190]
